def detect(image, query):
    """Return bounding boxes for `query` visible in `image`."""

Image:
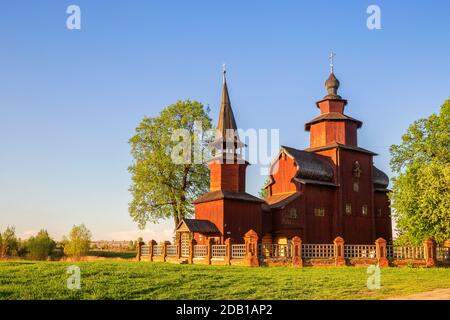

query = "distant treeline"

[0,225,137,261]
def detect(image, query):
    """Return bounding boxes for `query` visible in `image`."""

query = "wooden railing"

[211,245,227,258]
[344,245,376,258]
[153,245,162,256]
[437,247,450,262]
[258,244,292,258]
[136,235,447,268]
[141,245,149,257]
[231,244,246,258]
[301,244,335,259]
[386,245,424,260]
[166,245,177,257]
[193,245,207,258]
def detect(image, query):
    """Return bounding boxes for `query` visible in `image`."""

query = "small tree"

[26,230,56,261]
[259,178,272,199]
[0,226,19,258]
[63,224,92,259]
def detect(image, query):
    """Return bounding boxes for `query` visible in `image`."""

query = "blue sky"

[1,1,449,241]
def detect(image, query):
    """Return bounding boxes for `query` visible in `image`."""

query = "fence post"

[334,236,345,266]
[188,239,196,264]
[206,238,212,265]
[225,238,232,265]
[149,239,157,262]
[423,238,437,267]
[244,229,259,267]
[176,236,182,260]
[162,241,170,263]
[136,241,143,261]
[291,236,303,267]
[375,238,389,267]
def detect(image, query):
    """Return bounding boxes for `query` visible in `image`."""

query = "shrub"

[63,224,92,259]
[26,230,56,260]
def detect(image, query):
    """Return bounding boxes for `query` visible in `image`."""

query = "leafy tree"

[0,226,19,258]
[63,224,92,259]
[259,178,272,199]
[128,100,212,229]
[16,240,28,258]
[389,100,450,245]
[26,230,56,260]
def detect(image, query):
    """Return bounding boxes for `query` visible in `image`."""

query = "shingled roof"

[176,219,220,234]
[281,146,334,182]
[305,142,378,156]
[305,112,363,130]
[265,192,302,209]
[373,166,389,189]
[193,190,265,204]
[214,71,244,146]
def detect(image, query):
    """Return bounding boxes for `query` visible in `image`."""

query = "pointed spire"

[211,67,245,162]
[217,68,239,142]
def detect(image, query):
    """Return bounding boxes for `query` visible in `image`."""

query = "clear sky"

[1,1,449,241]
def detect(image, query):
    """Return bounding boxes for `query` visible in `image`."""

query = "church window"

[353,182,359,192]
[345,204,352,215]
[314,208,325,217]
[282,208,298,225]
[362,205,368,215]
[289,208,297,219]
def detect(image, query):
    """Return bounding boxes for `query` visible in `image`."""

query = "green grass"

[1,260,450,300]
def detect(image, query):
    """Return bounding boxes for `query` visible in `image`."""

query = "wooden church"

[176,65,392,246]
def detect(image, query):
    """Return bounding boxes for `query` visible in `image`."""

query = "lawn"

[1,260,450,300]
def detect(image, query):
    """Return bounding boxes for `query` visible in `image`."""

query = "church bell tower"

[208,69,248,193]
[305,54,362,148]
[192,68,264,243]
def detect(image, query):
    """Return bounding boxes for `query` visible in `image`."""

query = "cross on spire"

[329,52,336,73]
[222,63,227,83]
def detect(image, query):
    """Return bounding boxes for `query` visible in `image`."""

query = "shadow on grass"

[88,251,136,259]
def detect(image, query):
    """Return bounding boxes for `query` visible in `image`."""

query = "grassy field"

[1,260,450,300]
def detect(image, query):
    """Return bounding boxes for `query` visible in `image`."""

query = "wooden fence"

[386,245,424,260]
[302,244,335,259]
[136,232,450,268]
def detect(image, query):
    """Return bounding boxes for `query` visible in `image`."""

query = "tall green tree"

[390,100,450,244]
[26,230,56,260]
[128,100,212,229]
[63,224,92,259]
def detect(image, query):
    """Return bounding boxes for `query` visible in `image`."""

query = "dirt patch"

[386,288,450,300]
